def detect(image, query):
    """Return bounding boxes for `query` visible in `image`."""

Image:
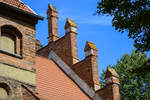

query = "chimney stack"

[47,4,59,42]
[105,67,120,100]
[64,18,79,65]
[84,41,100,91]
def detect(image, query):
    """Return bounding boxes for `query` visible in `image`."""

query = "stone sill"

[0,49,23,59]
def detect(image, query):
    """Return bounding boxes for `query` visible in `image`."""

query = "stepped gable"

[0,0,35,14]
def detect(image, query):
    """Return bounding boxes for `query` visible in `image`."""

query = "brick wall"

[0,7,37,99]
[72,57,94,88]
[96,84,120,100]
[0,77,36,100]
[37,32,78,67]
[96,68,120,100]
[38,5,79,67]
[0,14,36,72]
[72,55,100,90]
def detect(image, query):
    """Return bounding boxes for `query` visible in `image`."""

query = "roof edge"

[0,2,44,20]
[22,84,40,100]
[48,50,102,100]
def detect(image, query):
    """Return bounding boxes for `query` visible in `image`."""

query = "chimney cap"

[105,67,119,79]
[84,41,98,51]
[48,4,57,12]
[65,18,77,29]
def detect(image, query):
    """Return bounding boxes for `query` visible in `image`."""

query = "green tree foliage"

[100,51,150,100]
[132,59,150,76]
[97,0,150,52]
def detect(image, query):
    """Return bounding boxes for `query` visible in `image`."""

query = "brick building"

[0,0,120,100]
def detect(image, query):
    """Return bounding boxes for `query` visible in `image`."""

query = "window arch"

[0,25,22,56]
[0,82,12,100]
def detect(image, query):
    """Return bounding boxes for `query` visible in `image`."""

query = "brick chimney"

[84,41,100,91]
[105,67,120,100]
[47,4,59,42]
[72,41,100,90]
[64,18,79,65]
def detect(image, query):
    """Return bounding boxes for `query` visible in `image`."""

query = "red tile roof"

[0,0,35,14]
[35,56,90,100]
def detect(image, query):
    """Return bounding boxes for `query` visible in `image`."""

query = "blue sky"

[22,0,149,75]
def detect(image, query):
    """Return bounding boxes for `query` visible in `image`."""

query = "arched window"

[0,25,22,56]
[1,30,16,53]
[0,83,12,100]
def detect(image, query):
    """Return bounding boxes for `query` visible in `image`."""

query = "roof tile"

[0,0,35,14]
[35,56,90,100]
